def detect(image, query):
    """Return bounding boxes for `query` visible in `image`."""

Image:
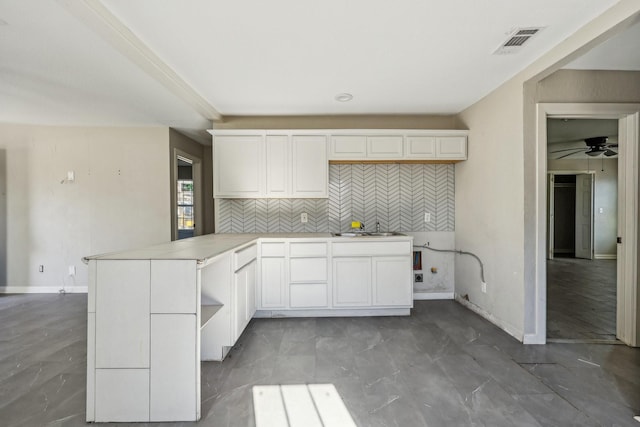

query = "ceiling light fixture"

[335,93,353,102]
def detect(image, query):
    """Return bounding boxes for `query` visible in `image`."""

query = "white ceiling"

[0,0,633,143]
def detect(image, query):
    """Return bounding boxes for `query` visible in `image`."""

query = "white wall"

[547,159,618,257]
[0,124,171,292]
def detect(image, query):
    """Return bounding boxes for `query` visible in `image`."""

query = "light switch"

[67,171,75,182]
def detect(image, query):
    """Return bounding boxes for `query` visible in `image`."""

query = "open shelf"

[201,304,223,328]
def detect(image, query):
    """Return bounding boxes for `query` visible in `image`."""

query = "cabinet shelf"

[201,304,223,328]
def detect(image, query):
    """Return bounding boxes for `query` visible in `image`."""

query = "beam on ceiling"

[57,0,222,121]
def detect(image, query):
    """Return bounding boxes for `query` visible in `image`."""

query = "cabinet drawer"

[290,258,327,282]
[234,244,257,270]
[290,242,327,257]
[332,241,410,257]
[261,242,285,257]
[290,283,328,308]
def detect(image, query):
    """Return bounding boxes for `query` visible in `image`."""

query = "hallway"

[547,257,617,341]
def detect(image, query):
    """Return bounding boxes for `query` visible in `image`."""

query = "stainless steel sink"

[332,231,406,237]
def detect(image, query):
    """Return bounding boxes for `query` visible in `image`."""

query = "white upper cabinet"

[292,135,328,197]
[211,131,328,198]
[436,136,467,159]
[213,134,264,198]
[405,136,436,158]
[265,135,290,197]
[328,130,467,161]
[330,135,366,159]
[367,136,403,158]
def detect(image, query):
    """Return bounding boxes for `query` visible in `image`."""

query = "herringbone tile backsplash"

[217,164,454,233]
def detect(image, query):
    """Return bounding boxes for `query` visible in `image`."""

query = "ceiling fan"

[550,136,618,159]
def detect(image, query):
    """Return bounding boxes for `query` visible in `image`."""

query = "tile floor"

[547,257,617,341]
[1,293,639,426]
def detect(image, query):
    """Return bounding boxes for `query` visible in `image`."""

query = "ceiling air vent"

[493,27,544,55]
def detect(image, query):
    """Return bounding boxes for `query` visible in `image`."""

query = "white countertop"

[83,232,412,263]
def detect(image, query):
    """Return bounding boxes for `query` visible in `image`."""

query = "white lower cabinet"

[290,283,328,308]
[234,258,257,341]
[95,369,150,422]
[372,257,413,306]
[260,257,287,308]
[332,257,372,307]
[150,314,197,422]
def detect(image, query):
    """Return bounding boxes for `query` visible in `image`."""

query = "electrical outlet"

[300,212,308,223]
[38,265,44,273]
[68,265,76,276]
[414,273,423,283]
[481,282,487,293]
[424,212,431,223]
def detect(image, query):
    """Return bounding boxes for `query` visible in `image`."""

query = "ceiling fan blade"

[550,147,585,154]
[555,151,583,160]
[606,143,619,148]
[604,149,617,157]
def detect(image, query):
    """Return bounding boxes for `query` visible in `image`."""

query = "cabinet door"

[261,257,286,308]
[332,257,371,307]
[266,135,290,197]
[330,135,367,159]
[150,314,197,421]
[291,135,328,198]
[436,136,467,159]
[367,136,403,158]
[405,136,436,159]
[372,257,412,306]
[95,260,150,369]
[234,260,256,340]
[214,135,264,197]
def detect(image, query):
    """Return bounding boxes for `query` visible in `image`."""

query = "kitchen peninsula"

[84,232,413,422]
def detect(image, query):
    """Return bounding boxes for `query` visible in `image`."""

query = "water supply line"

[413,244,486,283]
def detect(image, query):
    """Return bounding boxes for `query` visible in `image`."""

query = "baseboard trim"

[454,294,523,342]
[594,254,617,260]
[255,308,410,318]
[0,286,88,294]
[413,292,454,300]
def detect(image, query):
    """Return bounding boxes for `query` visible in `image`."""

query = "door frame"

[547,170,595,260]
[172,148,203,240]
[533,103,640,346]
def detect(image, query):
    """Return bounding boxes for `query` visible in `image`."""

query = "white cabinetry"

[211,131,328,198]
[260,242,287,308]
[372,257,412,306]
[289,242,328,308]
[331,241,412,309]
[333,257,371,306]
[213,135,264,198]
[89,258,200,423]
[234,258,256,340]
[292,135,328,197]
[328,130,468,161]
[436,136,467,159]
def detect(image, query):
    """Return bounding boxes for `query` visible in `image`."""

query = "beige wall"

[537,70,640,103]
[214,114,459,130]
[455,2,640,342]
[0,124,171,292]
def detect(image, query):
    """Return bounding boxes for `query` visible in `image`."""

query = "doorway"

[533,104,640,347]
[172,149,203,241]
[546,119,618,342]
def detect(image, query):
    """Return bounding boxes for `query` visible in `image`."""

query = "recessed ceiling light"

[335,93,353,102]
